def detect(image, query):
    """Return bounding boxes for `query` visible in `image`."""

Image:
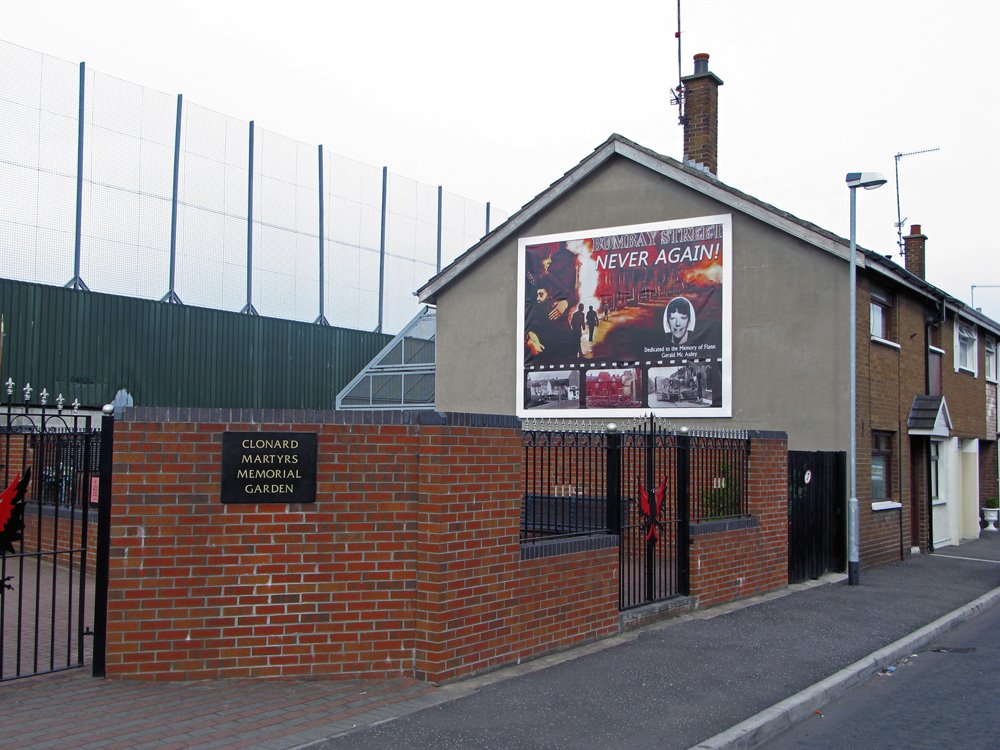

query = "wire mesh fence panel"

[324,152,382,331]
[441,190,488,269]
[0,40,506,335]
[0,41,79,286]
[252,127,318,321]
[175,101,250,312]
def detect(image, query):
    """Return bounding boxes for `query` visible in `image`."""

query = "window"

[986,338,997,382]
[929,441,939,501]
[871,432,893,500]
[958,322,977,373]
[927,347,943,396]
[870,287,893,340]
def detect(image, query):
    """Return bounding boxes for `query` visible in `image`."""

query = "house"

[417,54,999,566]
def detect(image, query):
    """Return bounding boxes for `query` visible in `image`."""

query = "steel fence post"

[677,427,691,596]
[91,405,114,677]
[605,423,621,534]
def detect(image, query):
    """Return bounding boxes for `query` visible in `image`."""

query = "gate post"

[91,404,114,677]
[677,427,691,596]
[605,423,621,534]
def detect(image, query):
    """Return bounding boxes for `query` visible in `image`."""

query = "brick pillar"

[681,53,724,176]
[414,424,523,682]
[904,224,927,279]
[746,433,789,587]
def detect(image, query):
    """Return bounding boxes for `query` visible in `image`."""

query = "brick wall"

[105,410,620,682]
[688,435,788,607]
[855,276,921,566]
[980,441,998,505]
[104,410,788,682]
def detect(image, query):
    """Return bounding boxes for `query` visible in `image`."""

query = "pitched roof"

[417,134,1000,336]
[907,395,952,436]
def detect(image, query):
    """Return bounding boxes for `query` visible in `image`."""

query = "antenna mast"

[669,0,685,124]
[894,147,940,257]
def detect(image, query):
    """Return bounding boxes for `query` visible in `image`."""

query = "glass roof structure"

[335,306,436,410]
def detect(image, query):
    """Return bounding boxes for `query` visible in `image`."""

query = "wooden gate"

[787,451,845,583]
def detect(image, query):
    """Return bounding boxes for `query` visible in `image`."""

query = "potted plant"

[983,497,999,532]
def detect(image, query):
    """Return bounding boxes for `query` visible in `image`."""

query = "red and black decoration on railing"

[0,466,31,591]
[639,475,667,543]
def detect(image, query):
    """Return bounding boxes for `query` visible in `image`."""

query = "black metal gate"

[787,451,845,583]
[1,389,113,681]
[522,420,750,611]
[614,424,687,609]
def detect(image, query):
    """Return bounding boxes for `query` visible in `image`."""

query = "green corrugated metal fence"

[0,278,391,409]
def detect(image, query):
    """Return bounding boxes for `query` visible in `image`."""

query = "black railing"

[522,429,609,541]
[688,432,750,522]
[521,419,751,610]
[1,391,110,681]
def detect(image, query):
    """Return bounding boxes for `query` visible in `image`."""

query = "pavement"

[4,534,1000,750]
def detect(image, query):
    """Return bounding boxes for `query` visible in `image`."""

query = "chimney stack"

[903,224,927,279]
[681,53,724,176]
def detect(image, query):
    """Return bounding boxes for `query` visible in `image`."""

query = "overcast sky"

[7,0,1000,321]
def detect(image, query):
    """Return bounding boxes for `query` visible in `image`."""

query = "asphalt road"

[760,599,1000,750]
[308,548,1000,750]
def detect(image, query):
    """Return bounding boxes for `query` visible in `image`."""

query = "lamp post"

[845,171,887,586]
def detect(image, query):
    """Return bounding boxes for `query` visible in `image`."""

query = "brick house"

[418,54,1000,567]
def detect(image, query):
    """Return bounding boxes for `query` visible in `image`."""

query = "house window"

[871,432,893,500]
[958,322,977,373]
[870,287,893,340]
[986,338,997,382]
[927,347,943,396]
[929,441,939,501]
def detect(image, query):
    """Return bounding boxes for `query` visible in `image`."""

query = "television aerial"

[894,147,940,258]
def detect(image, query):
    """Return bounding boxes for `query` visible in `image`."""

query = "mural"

[517,216,732,418]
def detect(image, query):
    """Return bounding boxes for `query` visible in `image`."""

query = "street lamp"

[845,171,887,586]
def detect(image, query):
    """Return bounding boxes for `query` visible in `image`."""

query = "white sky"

[6,0,1000,321]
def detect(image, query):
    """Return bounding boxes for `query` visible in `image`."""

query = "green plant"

[982,497,999,509]
[699,461,742,520]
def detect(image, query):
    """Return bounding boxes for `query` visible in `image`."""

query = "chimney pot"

[910,224,921,235]
[693,53,710,75]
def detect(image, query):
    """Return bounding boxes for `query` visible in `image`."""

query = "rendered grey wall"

[435,156,849,451]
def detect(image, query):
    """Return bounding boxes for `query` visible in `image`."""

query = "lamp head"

[845,172,887,190]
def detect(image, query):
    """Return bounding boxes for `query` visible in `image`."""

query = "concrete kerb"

[688,585,1000,750]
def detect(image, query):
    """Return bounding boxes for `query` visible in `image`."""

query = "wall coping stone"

[520,533,619,560]
[116,407,522,429]
[690,516,758,537]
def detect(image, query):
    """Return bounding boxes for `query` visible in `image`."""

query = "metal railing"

[1,380,105,681]
[521,419,751,609]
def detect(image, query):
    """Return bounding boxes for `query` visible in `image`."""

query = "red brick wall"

[105,411,789,682]
[855,276,922,567]
[980,441,998,505]
[689,435,788,607]
[105,411,620,682]
[940,315,990,437]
